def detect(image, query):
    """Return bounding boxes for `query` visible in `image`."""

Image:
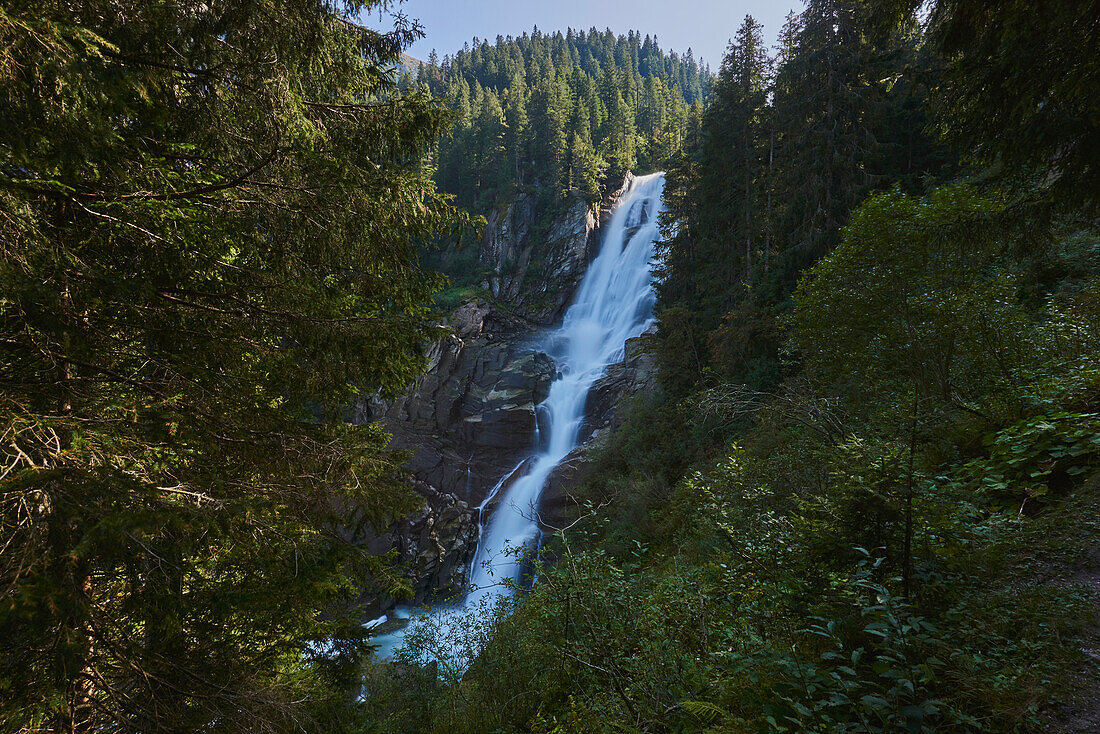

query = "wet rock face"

[536,326,659,534]
[360,302,557,607]
[582,326,659,442]
[367,302,556,508]
[481,194,600,324]
[539,447,590,535]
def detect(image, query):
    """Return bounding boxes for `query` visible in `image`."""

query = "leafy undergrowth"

[364,427,1099,733]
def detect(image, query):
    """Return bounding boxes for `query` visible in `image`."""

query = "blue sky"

[361,0,802,70]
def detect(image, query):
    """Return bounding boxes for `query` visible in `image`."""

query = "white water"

[373,172,665,663]
[466,172,665,603]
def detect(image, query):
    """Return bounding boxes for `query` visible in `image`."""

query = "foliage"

[789,185,1034,428]
[963,412,1100,508]
[871,0,1100,206]
[414,28,708,211]
[0,0,465,729]
[377,433,1096,732]
[573,390,694,553]
[656,4,952,396]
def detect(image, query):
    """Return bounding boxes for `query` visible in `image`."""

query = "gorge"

[5,3,1098,729]
[371,173,666,660]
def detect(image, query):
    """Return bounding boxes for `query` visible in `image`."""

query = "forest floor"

[1039,473,1100,732]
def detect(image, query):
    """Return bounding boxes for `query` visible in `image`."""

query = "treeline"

[371,0,1100,731]
[405,28,710,210]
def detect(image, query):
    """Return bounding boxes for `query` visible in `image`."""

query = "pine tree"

[771,0,881,269]
[568,132,609,200]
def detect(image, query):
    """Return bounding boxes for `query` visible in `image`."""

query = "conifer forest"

[1,1,1098,731]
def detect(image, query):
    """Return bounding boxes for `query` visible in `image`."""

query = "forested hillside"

[412,29,708,210]
[369,1,1100,732]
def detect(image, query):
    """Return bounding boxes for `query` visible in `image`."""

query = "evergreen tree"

[568,132,609,200]
[771,0,880,270]
[871,0,1100,203]
[474,88,508,198]
[0,1,464,728]
[406,28,708,209]
[725,17,770,293]
[656,1,946,393]
[503,71,530,187]
[656,16,772,387]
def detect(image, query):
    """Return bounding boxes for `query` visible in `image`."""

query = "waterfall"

[466,172,665,603]
[372,172,665,664]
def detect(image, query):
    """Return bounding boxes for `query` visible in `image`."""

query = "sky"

[361,0,802,70]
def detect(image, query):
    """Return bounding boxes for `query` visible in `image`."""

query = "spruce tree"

[504,72,530,187]
[0,1,464,728]
[656,2,945,392]
[771,0,880,269]
[655,16,772,386]
[871,0,1099,203]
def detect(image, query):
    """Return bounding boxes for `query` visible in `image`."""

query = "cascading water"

[373,172,665,664]
[466,172,665,604]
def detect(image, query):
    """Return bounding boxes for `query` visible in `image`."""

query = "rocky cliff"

[359,301,554,606]
[479,193,599,324]
[366,174,654,608]
[439,177,639,325]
